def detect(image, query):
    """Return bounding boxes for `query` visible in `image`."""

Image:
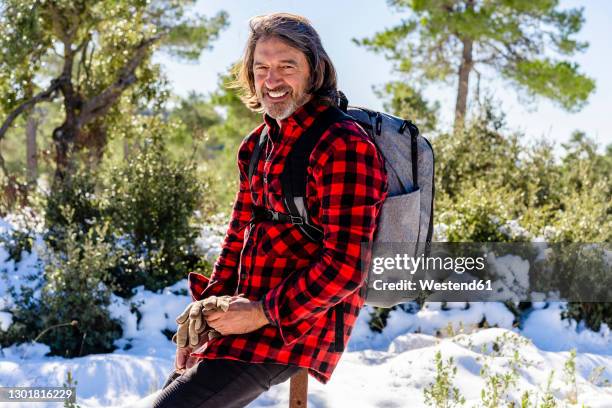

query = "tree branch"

[0,80,60,141]
[78,35,161,126]
[76,36,91,93]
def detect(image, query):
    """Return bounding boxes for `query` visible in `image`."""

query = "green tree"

[185,68,261,213]
[356,0,595,131]
[552,132,611,242]
[169,91,223,159]
[208,70,261,211]
[0,0,228,194]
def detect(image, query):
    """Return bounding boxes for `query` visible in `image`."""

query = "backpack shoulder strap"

[281,106,352,241]
[248,126,268,185]
[408,121,419,189]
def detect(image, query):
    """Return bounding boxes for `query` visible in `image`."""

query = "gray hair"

[232,12,338,111]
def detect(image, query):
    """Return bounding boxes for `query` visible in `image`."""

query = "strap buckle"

[289,215,304,225]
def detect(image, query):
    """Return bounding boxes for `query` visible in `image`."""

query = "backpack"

[247,94,435,308]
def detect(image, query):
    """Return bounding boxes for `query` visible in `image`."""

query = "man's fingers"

[175,347,191,371]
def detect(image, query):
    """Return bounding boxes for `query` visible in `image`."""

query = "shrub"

[1,209,122,357]
[437,182,528,243]
[45,166,103,249]
[562,349,577,404]
[563,303,612,333]
[104,136,206,293]
[423,350,465,407]
[0,199,46,263]
[434,104,611,333]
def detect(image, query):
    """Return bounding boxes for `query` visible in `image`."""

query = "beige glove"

[172,296,232,348]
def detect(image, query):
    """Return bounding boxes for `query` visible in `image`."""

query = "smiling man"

[154,13,388,408]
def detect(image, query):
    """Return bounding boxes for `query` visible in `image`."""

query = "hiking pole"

[289,368,308,408]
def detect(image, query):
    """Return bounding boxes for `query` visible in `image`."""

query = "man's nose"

[264,68,283,89]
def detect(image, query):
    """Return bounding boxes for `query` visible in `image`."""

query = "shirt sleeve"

[191,129,260,300]
[261,123,388,345]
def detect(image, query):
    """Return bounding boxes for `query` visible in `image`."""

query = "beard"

[257,85,311,120]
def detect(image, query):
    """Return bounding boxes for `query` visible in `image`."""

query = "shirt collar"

[263,98,330,143]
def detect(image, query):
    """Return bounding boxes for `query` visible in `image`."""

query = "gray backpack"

[247,96,435,308]
[348,106,435,307]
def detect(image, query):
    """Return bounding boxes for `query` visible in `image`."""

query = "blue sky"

[157,0,611,150]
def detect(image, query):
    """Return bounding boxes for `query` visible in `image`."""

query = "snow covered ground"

[1,297,611,407]
[1,217,611,407]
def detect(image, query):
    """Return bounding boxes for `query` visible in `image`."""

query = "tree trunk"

[52,45,81,187]
[53,122,78,184]
[454,36,473,133]
[26,109,39,188]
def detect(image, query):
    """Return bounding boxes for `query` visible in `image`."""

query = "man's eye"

[255,66,268,71]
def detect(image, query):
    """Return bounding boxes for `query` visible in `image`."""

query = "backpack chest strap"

[250,205,306,226]
[249,205,324,241]
[247,106,349,242]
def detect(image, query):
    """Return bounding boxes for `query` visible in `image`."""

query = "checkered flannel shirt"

[188,99,388,383]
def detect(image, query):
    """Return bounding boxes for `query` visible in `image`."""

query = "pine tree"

[356,0,595,131]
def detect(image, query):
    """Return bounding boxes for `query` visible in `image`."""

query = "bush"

[0,193,43,258]
[563,303,612,333]
[1,210,122,357]
[436,177,533,243]
[45,165,103,247]
[426,102,611,333]
[104,136,207,293]
[423,350,465,407]
[1,135,211,354]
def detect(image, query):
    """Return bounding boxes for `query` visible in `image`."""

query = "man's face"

[253,36,312,120]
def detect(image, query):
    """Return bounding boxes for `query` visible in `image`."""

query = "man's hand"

[174,341,204,373]
[174,345,194,373]
[205,296,270,336]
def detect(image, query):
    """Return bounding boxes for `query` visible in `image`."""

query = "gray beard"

[262,92,311,120]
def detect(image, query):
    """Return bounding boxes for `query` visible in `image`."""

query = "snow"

[1,218,611,407]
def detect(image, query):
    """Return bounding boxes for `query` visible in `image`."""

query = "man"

[154,12,388,407]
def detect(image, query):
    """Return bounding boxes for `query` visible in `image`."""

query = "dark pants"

[152,359,301,408]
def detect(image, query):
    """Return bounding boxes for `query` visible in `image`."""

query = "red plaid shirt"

[188,99,388,383]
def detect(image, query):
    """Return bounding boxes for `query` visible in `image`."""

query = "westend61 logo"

[371,253,487,275]
[362,242,612,304]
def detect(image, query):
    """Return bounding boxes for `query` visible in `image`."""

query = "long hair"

[232,13,338,112]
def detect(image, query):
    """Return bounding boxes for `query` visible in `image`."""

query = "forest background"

[0,0,610,364]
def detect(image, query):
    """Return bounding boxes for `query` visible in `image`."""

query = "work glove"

[172,295,233,348]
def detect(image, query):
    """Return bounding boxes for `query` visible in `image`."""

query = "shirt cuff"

[261,295,278,327]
